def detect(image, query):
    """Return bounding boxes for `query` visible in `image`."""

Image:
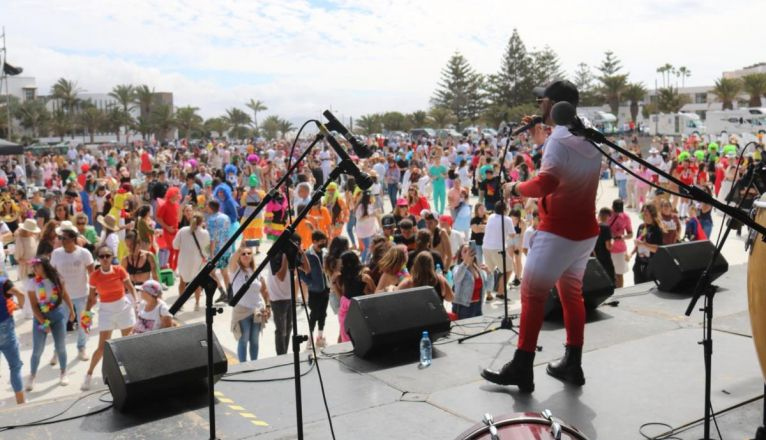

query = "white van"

[577,107,618,134]
[704,108,766,137]
[647,112,705,137]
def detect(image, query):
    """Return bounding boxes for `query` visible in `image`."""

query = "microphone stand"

[169,132,324,440]
[459,128,521,344]
[229,164,349,440]
[569,125,766,440]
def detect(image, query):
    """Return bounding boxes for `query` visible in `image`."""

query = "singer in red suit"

[482,80,602,392]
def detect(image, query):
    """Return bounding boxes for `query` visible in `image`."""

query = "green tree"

[596,51,627,117]
[380,111,409,131]
[223,107,252,139]
[656,63,674,89]
[78,101,104,143]
[15,99,50,138]
[742,73,766,107]
[656,87,690,113]
[409,110,430,128]
[0,95,20,139]
[150,104,176,141]
[676,66,691,88]
[261,115,281,140]
[355,114,384,134]
[277,118,295,139]
[50,109,71,141]
[103,106,128,142]
[486,29,535,109]
[431,51,485,128]
[245,99,267,134]
[108,84,136,137]
[175,106,203,140]
[572,62,599,106]
[530,45,565,86]
[204,117,231,139]
[712,77,743,110]
[51,78,82,113]
[135,116,153,141]
[481,103,537,128]
[134,84,155,120]
[622,83,647,122]
[428,107,456,129]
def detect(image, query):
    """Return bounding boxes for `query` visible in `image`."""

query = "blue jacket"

[298,247,328,293]
[451,263,490,307]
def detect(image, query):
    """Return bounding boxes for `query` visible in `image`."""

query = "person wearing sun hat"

[96,214,121,260]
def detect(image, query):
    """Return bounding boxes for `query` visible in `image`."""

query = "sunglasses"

[241,252,253,256]
[98,254,113,259]
[77,222,86,225]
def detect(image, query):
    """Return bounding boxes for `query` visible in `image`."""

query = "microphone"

[551,101,577,126]
[511,116,544,136]
[316,122,373,190]
[323,110,372,158]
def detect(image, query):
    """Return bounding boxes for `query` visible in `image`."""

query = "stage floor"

[1,263,763,439]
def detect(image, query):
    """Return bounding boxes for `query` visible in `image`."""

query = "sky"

[2,0,763,123]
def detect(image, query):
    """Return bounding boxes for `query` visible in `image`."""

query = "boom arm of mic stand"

[574,126,766,238]
[229,165,347,307]
[169,133,324,315]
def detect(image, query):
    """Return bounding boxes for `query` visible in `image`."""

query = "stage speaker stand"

[345,286,450,358]
[544,257,615,321]
[648,240,729,293]
[102,322,228,411]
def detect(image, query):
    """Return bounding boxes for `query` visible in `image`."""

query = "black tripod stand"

[459,130,520,344]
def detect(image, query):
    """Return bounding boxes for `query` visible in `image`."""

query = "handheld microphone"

[511,116,544,136]
[323,110,372,158]
[316,122,373,190]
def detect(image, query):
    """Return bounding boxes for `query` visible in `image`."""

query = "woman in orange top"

[81,245,137,391]
[307,203,332,238]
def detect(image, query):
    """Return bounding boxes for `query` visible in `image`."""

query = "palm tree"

[78,102,104,143]
[428,107,457,129]
[677,66,691,88]
[223,108,252,140]
[245,99,267,134]
[712,77,743,110]
[355,114,383,135]
[656,63,674,88]
[622,83,647,122]
[15,99,50,138]
[134,84,155,120]
[109,84,135,138]
[203,117,231,139]
[277,118,295,139]
[50,109,71,140]
[150,104,176,141]
[50,78,82,113]
[409,110,430,127]
[742,73,766,107]
[134,116,153,141]
[600,74,628,118]
[261,115,281,140]
[656,87,690,113]
[103,106,128,142]
[175,106,203,140]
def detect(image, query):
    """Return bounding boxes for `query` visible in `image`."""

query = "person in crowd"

[394,218,418,252]
[398,251,454,302]
[121,230,159,287]
[174,211,210,311]
[81,245,137,391]
[36,220,59,258]
[385,157,401,210]
[206,199,233,303]
[50,222,94,364]
[306,197,332,239]
[96,214,120,259]
[73,212,98,252]
[594,208,615,282]
[355,191,379,264]
[658,199,681,245]
[630,204,665,284]
[334,250,375,342]
[522,210,539,256]
[324,236,349,336]
[298,230,330,349]
[429,151,448,214]
[15,218,40,285]
[406,186,430,227]
[452,189,472,240]
[407,229,444,272]
[452,243,489,319]
[479,167,502,210]
[422,210,452,268]
[684,205,707,241]
[156,186,181,270]
[375,245,409,292]
[229,246,270,361]
[698,186,714,239]
[440,214,465,268]
[265,233,300,355]
[26,257,75,390]
[366,236,391,286]
[380,214,397,240]
[508,209,526,286]
[0,275,26,403]
[481,201,515,298]
[344,177,360,249]
[323,182,348,242]
[393,198,415,226]
[241,175,265,253]
[607,199,632,288]
[470,203,487,266]
[133,280,173,334]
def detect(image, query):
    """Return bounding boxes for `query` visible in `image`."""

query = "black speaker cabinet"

[103,323,228,411]
[345,286,450,358]
[648,240,728,293]
[544,257,615,320]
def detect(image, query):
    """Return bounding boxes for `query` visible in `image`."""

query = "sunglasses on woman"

[98,254,113,260]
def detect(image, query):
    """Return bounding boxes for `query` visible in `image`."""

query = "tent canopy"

[0,139,23,155]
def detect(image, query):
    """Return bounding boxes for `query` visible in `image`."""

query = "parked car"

[409,128,436,142]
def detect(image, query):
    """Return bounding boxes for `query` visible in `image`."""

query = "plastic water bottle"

[419,331,432,368]
[446,267,454,287]
[435,263,443,275]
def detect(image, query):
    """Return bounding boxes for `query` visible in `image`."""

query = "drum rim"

[458,414,587,439]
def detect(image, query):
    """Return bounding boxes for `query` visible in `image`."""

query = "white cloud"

[2,0,763,122]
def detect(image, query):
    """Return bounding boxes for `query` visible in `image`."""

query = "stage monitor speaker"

[103,322,228,411]
[544,257,615,320]
[647,240,729,293]
[345,286,450,358]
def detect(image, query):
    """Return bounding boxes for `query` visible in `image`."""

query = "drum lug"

[482,413,499,440]
[542,409,563,440]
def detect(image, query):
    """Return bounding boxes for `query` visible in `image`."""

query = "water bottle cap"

[422,330,429,336]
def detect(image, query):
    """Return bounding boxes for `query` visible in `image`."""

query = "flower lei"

[37,319,51,332]
[396,266,410,282]
[80,310,94,332]
[35,276,59,314]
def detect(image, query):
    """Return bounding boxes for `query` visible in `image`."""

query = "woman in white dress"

[173,212,210,310]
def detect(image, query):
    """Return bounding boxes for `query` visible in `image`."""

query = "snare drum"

[456,411,588,440]
[747,194,766,381]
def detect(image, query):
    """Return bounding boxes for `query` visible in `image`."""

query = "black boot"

[546,345,585,386]
[481,349,535,392]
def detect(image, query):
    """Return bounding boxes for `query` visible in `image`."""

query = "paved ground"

[0,176,753,408]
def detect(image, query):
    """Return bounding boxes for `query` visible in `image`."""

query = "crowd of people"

[0,112,763,404]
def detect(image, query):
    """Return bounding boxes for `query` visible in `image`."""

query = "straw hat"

[97,214,120,232]
[55,220,78,236]
[19,218,41,234]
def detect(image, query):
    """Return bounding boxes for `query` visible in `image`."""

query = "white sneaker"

[25,375,35,392]
[59,373,69,386]
[49,354,58,366]
[80,374,92,391]
[78,350,90,361]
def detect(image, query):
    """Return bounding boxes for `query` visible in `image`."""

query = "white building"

[3,76,37,102]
